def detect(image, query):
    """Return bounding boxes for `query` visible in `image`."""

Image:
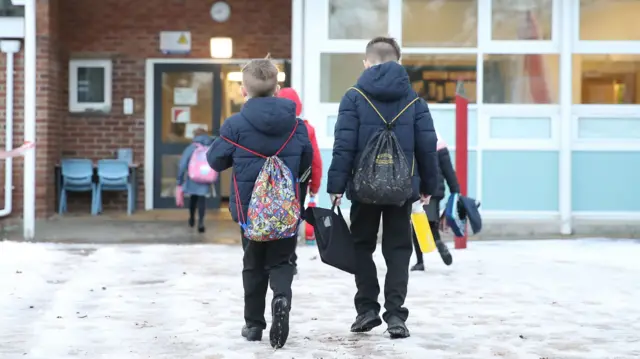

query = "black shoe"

[435,239,452,266]
[241,325,263,341]
[410,262,425,271]
[270,296,290,349]
[197,225,205,233]
[188,217,195,228]
[387,317,410,339]
[350,310,382,333]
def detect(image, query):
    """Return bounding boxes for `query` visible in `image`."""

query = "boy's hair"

[242,58,279,97]
[365,37,401,64]
[193,127,207,137]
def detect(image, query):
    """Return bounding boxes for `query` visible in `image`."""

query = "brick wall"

[0,0,63,221]
[0,0,292,220]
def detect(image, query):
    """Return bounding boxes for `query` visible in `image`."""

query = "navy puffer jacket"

[327,61,439,202]
[207,97,313,223]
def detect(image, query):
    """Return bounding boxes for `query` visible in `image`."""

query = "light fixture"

[226,72,286,83]
[210,37,232,59]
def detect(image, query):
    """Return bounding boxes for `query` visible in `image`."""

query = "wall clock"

[211,1,231,23]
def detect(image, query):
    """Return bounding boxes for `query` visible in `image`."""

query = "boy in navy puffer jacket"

[207,59,313,349]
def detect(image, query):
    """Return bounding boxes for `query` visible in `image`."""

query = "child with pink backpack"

[176,127,218,233]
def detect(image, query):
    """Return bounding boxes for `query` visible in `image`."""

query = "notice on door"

[185,123,208,139]
[171,106,191,124]
[174,87,198,105]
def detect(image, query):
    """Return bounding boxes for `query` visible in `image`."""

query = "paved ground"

[1,239,639,359]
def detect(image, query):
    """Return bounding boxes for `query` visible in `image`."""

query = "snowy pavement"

[1,239,639,359]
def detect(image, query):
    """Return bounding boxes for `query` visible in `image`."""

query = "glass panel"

[573,55,640,105]
[403,55,477,103]
[320,53,363,103]
[483,54,559,104]
[76,67,105,103]
[491,0,552,41]
[403,0,478,47]
[160,155,181,198]
[161,72,214,144]
[580,0,640,41]
[0,0,24,16]
[490,117,552,139]
[578,118,640,139]
[329,0,388,40]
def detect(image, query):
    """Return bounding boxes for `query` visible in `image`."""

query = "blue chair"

[95,159,133,215]
[59,158,97,215]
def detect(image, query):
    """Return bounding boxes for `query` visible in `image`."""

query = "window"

[0,0,24,16]
[491,0,552,41]
[580,0,640,41]
[483,54,559,104]
[320,53,364,103]
[69,59,112,113]
[402,0,477,47]
[573,55,640,104]
[328,0,388,40]
[402,55,477,103]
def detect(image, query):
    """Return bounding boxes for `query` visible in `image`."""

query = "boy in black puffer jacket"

[411,133,459,270]
[207,58,313,349]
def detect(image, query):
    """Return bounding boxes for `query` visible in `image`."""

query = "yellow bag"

[411,209,436,253]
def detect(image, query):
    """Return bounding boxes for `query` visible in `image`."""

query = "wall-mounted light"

[226,72,286,82]
[210,37,232,59]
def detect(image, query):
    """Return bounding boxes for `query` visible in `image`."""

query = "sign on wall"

[159,31,191,55]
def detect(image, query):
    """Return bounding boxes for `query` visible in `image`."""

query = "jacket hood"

[277,88,303,117]
[193,134,213,146]
[241,97,298,135]
[356,61,411,102]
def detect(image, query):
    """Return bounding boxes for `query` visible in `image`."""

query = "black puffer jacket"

[433,147,460,199]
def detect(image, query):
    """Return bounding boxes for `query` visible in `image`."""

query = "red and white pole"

[454,81,469,250]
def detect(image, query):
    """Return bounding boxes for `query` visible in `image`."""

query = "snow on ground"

[1,239,640,359]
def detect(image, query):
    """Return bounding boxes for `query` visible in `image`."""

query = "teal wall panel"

[572,151,640,211]
[482,151,559,211]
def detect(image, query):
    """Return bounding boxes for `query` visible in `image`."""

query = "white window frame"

[479,0,561,54]
[69,59,112,113]
[571,0,640,151]
[572,105,640,151]
[571,0,640,54]
[479,104,560,150]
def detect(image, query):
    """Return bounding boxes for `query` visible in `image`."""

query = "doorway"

[151,60,291,210]
[153,63,222,209]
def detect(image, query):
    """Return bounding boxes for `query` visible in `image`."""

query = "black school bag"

[349,87,419,206]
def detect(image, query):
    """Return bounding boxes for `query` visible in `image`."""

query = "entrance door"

[153,64,222,209]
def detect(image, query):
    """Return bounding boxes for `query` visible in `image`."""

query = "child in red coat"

[277,88,323,245]
[277,88,322,199]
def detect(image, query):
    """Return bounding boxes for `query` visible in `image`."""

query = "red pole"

[454,82,469,250]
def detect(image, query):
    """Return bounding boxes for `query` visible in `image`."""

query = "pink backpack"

[188,143,218,183]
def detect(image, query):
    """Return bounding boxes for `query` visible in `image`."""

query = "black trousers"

[350,201,413,322]
[412,220,440,264]
[189,195,206,224]
[241,232,296,330]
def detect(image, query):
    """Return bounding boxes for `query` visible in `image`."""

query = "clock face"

[211,1,231,23]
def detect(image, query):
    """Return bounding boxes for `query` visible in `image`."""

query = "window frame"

[481,0,561,53]
[573,0,640,53]
[68,59,112,113]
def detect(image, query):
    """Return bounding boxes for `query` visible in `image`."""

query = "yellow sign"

[178,34,188,45]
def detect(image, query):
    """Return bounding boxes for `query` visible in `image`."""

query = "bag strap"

[348,87,419,126]
[221,120,299,159]
[349,87,418,175]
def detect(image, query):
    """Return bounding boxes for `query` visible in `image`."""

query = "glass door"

[153,63,222,209]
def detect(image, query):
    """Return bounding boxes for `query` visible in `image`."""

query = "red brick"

[0,0,292,221]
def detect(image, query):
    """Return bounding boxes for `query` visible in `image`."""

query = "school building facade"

[1,0,639,237]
